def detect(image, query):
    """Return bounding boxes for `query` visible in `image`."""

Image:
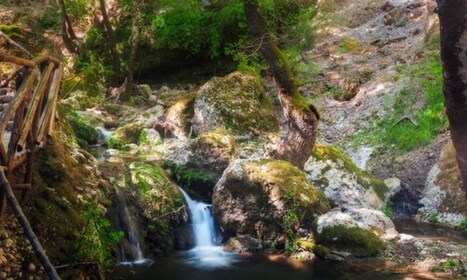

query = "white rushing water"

[95,126,113,145]
[178,187,235,268]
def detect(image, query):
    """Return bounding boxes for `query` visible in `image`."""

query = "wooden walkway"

[0,33,63,279]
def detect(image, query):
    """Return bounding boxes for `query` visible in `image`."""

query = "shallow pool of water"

[111,250,407,280]
[394,218,467,245]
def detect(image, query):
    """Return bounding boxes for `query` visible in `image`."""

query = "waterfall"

[95,126,113,145]
[178,187,235,267]
[114,187,152,266]
[178,188,216,247]
[122,203,144,261]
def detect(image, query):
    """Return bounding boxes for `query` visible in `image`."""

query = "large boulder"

[304,144,389,209]
[192,72,279,135]
[212,159,330,250]
[418,142,467,227]
[315,210,387,258]
[163,93,196,139]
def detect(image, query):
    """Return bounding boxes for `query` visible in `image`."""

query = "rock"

[224,235,263,253]
[27,263,36,272]
[315,211,385,257]
[0,95,14,104]
[213,159,330,248]
[304,144,388,209]
[346,208,398,240]
[137,84,153,98]
[2,239,13,248]
[398,233,414,242]
[129,162,184,220]
[414,241,423,251]
[192,72,278,135]
[138,128,161,146]
[418,142,467,227]
[189,131,236,182]
[110,121,145,145]
[163,93,196,139]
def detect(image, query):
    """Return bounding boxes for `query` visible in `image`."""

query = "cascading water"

[114,187,153,266]
[178,187,234,267]
[96,126,113,145]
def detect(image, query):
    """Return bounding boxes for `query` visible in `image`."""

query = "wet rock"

[192,72,278,135]
[213,159,330,248]
[418,142,467,226]
[224,235,263,253]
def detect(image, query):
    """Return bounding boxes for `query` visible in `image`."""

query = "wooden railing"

[0,38,63,279]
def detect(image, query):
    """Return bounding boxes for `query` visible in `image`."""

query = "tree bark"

[58,0,78,54]
[121,0,141,101]
[243,0,319,168]
[98,0,121,86]
[437,0,467,197]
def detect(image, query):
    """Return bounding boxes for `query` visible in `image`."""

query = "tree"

[436,0,467,197]
[120,0,142,101]
[243,0,319,168]
[58,0,78,54]
[98,0,121,86]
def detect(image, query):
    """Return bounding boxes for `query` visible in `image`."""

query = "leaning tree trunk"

[243,0,319,168]
[98,0,121,86]
[121,0,141,101]
[437,0,467,197]
[58,0,78,54]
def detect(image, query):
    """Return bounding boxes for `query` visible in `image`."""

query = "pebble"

[27,263,36,272]
[0,272,7,279]
[2,239,13,248]
[414,241,424,251]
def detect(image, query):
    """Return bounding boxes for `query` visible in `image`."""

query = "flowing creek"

[89,127,464,279]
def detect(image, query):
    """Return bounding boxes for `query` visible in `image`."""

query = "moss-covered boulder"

[109,121,145,147]
[419,142,467,227]
[212,159,330,250]
[315,211,386,257]
[128,162,185,252]
[192,72,279,135]
[304,144,389,209]
[67,111,98,146]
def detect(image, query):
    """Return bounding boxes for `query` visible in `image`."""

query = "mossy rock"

[111,121,145,145]
[213,159,330,249]
[316,225,385,257]
[192,72,279,135]
[164,92,197,139]
[67,111,98,146]
[129,161,184,218]
[305,144,388,209]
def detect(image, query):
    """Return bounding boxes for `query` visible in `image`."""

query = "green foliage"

[37,9,60,32]
[64,0,92,23]
[283,190,299,254]
[68,112,98,147]
[75,203,124,272]
[383,201,394,218]
[430,258,464,273]
[106,136,127,150]
[352,38,446,154]
[460,219,467,232]
[162,161,214,195]
[428,212,439,224]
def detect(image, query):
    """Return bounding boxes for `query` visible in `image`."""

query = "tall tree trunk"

[58,0,78,54]
[243,0,319,168]
[98,0,121,86]
[437,0,467,197]
[121,0,141,101]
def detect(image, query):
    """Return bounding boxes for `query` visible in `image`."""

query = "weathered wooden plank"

[45,65,63,136]
[17,63,54,150]
[37,66,62,142]
[0,50,34,68]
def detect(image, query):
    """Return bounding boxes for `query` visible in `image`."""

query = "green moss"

[312,144,388,200]
[316,225,385,257]
[68,112,98,146]
[106,136,127,150]
[336,37,363,54]
[313,244,331,258]
[199,72,279,134]
[162,160,214,199]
